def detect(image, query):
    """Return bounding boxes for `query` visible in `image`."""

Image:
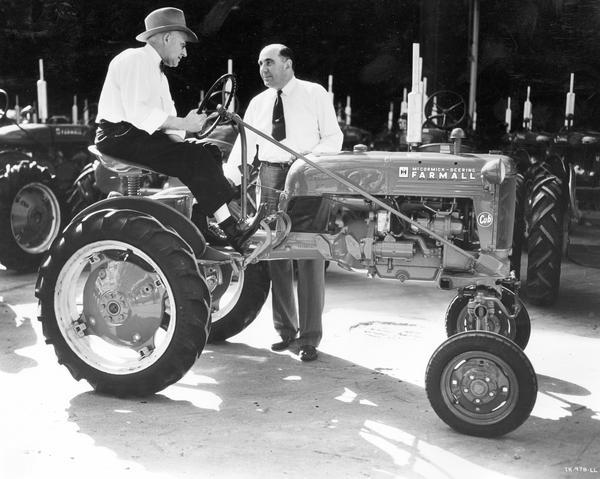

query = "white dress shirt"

[96,44,185,139]
[224,76,343,185]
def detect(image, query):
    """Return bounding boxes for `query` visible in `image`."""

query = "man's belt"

[260,160,294,169]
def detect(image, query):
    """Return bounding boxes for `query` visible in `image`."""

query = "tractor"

[35,72,537,438]
[503,77,600,306]
[0,87,96,272]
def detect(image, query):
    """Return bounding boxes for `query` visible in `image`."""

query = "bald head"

[258,44,295,90]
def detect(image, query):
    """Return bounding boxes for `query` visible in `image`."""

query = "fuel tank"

[285,149,516,198]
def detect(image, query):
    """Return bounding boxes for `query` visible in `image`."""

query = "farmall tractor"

[503,76,600,306]
[0,87,96,272]
[35,67,537,437]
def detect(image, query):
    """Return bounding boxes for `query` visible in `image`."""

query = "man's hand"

[162,111,207,133]
[182,110,208,133]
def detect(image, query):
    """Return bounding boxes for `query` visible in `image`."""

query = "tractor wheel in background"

[526,171,566,306]
[445,286,531,350]
[426,331,537,437]
[206,260,270,342]
[65,161,106,218]
[35,209,211,397]
[0,160,63,272]
[510,173,526,277]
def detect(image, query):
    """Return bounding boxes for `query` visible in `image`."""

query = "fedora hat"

[136,7,198,43]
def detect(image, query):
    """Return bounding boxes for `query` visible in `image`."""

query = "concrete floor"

[1,251,599,479]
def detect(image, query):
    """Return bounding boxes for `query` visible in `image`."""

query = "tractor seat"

[88,145,160,177]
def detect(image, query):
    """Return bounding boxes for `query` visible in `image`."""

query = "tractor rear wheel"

[36,208,211,397]
[66,161,106,217]
[510,173,526,277]
[526,170,566,306]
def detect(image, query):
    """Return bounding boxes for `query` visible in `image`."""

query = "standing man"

[95,7,259,253]
[225,44,343,361]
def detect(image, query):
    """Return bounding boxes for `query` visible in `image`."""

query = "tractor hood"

[0,123,53,145]
[285,150,516,197]
[0,123,93,147]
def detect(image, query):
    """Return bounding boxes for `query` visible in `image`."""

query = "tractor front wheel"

[426,331,537,437]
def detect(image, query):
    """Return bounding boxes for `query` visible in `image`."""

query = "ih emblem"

[477,212,493,227]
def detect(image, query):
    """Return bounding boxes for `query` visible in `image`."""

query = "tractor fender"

[69,196,206,257]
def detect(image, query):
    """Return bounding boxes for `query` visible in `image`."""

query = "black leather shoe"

[219,204,267,254]
[219,217,258,254]
[299,345,318,362]
[271,337,294,351]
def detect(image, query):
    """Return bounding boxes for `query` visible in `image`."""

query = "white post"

[387,101,394,131]
[523,86,532,130]
[468,0,480,129]
[345,95,351,126]
[565,73,575,128]
[328,74,334,104]
[406,43,423,145]
[83,98,89,124]
[505,96,512,133]
[72,94,78,124]
[37,59,48,123]
[15,95,20,123]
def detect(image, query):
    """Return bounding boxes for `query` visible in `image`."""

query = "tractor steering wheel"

[196,73,237,139]
[423,90,466,129]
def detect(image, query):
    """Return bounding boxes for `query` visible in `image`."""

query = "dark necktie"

[272,90,286,141]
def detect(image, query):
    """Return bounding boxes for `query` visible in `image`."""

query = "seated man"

[94,7,258,253]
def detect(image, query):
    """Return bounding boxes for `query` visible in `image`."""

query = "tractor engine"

[320,195,475,281]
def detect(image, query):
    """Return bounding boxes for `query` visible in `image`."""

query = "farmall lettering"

[400,166,477,180]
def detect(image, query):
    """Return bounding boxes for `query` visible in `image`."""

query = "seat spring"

[127,176,142,196]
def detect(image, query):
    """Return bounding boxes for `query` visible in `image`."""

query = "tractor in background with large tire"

[503,79,600,307]
[0,87,96,272]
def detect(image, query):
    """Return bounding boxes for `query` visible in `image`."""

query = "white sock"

[213,204,231,223]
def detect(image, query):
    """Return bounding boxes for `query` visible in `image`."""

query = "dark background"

[1,0,600,146]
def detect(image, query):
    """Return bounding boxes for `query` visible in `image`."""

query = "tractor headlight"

[481,157,508,185]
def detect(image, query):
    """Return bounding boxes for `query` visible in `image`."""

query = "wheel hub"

[82,257,165,347]
[100,291,130,325]
[449,358,510,413]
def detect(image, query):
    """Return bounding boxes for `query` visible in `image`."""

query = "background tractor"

[503,76,600,306]
[0,87,95,272]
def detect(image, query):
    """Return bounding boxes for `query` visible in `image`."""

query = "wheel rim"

[455,301,517,340]
[10,182,61,254]
[202,261,244,323]
[54,240,177,374]
[440,350,519,425]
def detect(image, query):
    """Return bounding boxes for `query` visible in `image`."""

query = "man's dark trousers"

[258,162,324,348]
[95,122,235,216]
